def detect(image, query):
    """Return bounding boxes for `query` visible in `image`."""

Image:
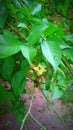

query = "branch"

[9,14,20,21]
[6,22,26,40]
[9,15,31,29]
[41,90,69,130]
[30,112,46,130]
[20,87,46,130]
[20,87,35,130]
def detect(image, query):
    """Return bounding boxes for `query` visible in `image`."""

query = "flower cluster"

[30,64,46,76]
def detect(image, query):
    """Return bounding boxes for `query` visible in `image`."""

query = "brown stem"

[9,14,31,29]
[6,22,26,40]
[9,14,20,21]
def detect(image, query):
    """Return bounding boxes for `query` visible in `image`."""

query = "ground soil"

[0,80,73,130]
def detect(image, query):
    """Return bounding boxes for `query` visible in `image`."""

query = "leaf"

[13,100,25,125]
[43,89,49,98]
[17,113,24,125]
[0,85,9,105]
[46,79,50,90]
[12,100,25,125]
[0,31,22,58]
[0,30,36,63]
[17,23,27,29]
[50,84,63,99]
[63,48,73,61]
[43,22,57,36]
[27,18,48,45]
[41,39,61,71]
[13,0,21,8]
[30,2,41,15]
[11,71,26,97]
[22,0,31,5]
[0,60,3,74]
[19,4,31,19]
[64,34,73,42]
[59,40,71,49]
[2,56,14,80]
[21,45,36,64]
[51,38,71,49]
[21,59,30,75]
[0,4,7,29]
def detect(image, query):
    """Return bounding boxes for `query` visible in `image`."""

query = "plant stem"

[20,87,35,130]
[62,58,73,76]
[9,15,31,29]
[41,90,69,130]
[6,22,26,40]
[30,112,46,130]
[9,14,20,21]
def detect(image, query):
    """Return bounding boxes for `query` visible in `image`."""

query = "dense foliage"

[0,0,73,129]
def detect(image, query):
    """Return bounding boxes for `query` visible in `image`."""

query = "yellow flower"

[29,69,34,74]
[34,64,46,75]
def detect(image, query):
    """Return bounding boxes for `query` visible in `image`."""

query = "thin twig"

[9,14,31,29]
[6,22,26,40]
[20,87,35,130]
[9,14,20,21]
[30,112,46,130]
[41,90,69,130]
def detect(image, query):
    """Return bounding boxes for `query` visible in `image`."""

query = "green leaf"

[17,23,27,29]
[0,4,7,29]
[12,100,25,114]
[41,39,61,71]
[43,89,49,98]
[59,40,71,49]
[30,2,41,15]
[21,45,36,64]
[64,34,73,42]
[63,48,73,61]
[43,22,57,36]
[21,59,30,75]
[46,79,50,90]
[0,59,3,74]
[40,85,49,98]
[27,18,48,45]
[18,4,31,19]
[50,84,63,99]
[2,56,14,80]
[17,113,24,125]
[0,31,22,58]
[11,71,26,97]
[0,85,9,105]
[12,100,25,125]
[13,0,21,8]
[22,0,30,5]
